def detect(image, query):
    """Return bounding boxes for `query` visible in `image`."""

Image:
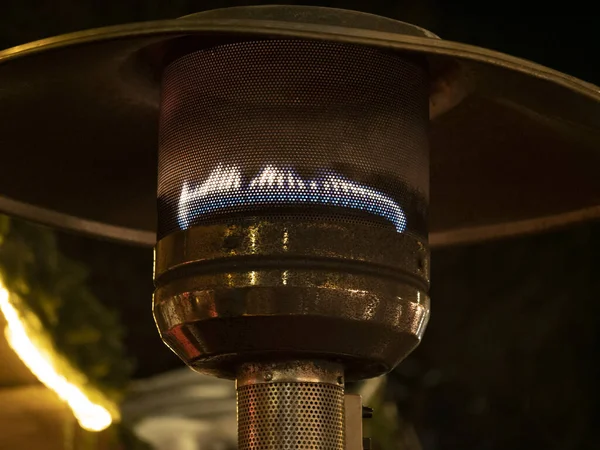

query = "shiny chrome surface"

[155,221,429,281]
[236,360,344,387]
[153,220,430,380]
[0,5,599,246]
[236,360,345,450]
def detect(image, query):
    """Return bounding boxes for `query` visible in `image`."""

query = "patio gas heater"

[0,6,599,450]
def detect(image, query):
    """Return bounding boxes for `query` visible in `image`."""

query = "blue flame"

[178,165,406,232]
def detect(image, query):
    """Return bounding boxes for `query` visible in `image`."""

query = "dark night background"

[0,1,598,450]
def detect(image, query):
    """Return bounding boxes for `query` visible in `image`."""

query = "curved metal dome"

[0,5,598,246]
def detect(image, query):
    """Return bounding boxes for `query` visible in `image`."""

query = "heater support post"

[345,394,364,450]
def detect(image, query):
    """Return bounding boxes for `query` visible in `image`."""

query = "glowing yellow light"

[283,229,289,251]
[249,271,258,285]
[249,225,258,253]
[0,281,113,431]
[282,270,289,286]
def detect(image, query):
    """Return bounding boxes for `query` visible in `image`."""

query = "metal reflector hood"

[0,5,598,247]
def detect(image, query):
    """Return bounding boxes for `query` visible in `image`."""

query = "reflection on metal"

[0,197,156,246]
[429,205,600,247]
[0,281,114,431]
[236,360,344,386]
[153,221,430,381]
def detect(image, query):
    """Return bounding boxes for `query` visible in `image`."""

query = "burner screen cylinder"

[237,361,345,450]
[157,39,429,240]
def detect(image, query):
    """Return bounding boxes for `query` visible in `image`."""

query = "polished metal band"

[237,360,344,387]
[154,220,429,284]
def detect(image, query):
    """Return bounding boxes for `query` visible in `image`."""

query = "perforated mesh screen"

[237,382,345,450]
[158,40,429,240]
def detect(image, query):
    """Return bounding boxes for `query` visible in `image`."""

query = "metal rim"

[2,19,598,101]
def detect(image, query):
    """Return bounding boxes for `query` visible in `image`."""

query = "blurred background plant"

[0,216,132,399]
[0,215,152,449]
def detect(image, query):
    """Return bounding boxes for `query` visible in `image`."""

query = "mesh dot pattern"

[237,382,344,450]
[158,40,429,240]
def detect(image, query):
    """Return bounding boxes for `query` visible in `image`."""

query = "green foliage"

[0,216,132,399]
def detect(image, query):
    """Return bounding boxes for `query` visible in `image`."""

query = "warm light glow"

[283,229,289,251]
[282,270,289,286]
[178,165,407,232]
[248,225,258,253]
[0,281,113,431]
[249,271,258,285]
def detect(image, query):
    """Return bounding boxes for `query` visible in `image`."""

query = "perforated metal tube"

[158,39,429,241]
[236,361,345,450]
